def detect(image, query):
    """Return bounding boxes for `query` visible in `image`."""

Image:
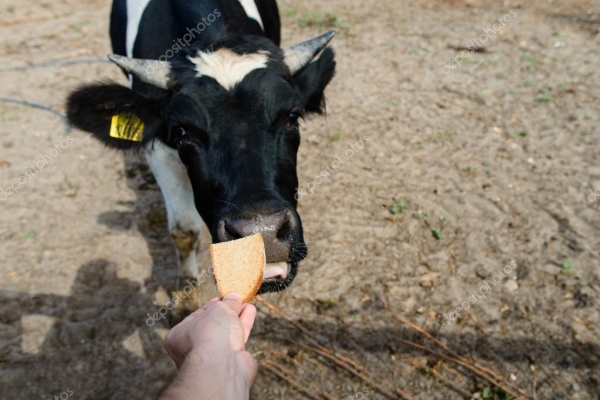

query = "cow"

[65,0,336,295]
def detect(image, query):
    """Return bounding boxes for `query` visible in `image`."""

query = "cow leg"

[145,142,204,279]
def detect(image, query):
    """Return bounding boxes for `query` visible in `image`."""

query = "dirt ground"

[1,0,599,399]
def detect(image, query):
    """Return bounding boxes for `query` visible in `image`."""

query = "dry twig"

[256,296,413,400]
[393,315,504,382]
[425,366,471,399]
[399,339,530,400]
[288,339,404,400]
[6,14,60,25]
[537,364,572,400]
[261,360,323,400]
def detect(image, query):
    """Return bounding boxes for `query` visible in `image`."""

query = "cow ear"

[291,48,336,114]
[66,83,163,150]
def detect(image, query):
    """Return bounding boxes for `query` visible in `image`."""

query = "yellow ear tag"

[109,113,144,142]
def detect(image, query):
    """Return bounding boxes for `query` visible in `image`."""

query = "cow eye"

[169,125,187,144]
[287,108,303,128]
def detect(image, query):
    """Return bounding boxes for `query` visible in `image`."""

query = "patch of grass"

[536,96,553,103]
[560,261,575,277]
[316,299,337,307]
[480,387,511,400]
[330,133,341,142]
[251,350,264,358]
[518,131,528,137]
[284,8,299,17]
[297,11,348,30]
[315,298,337,313]
[0,108,19,122]
[24,230,36,239]
[436,131,455,142]
[297,11,324,28]
[476,58,490,67]
[390,200,406,215]
[333,18,350,30]
[522,53,539,66]
[442,216,450,222]
[459,165,476,173]
[71,19,90,33]
[473,93,486,104]
[409,47,430,55]
[432,229,445,240]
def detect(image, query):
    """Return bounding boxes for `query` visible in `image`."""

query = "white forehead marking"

[238,0,264,30]
[189,48,269,90]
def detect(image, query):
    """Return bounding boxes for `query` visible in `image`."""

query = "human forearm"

[160,350,251,400]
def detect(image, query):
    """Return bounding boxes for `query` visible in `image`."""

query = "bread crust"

[209,233,265,303]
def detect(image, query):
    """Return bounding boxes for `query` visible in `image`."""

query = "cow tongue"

[264,262,288,280]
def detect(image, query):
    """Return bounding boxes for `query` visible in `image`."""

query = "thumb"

[221,293,243,315]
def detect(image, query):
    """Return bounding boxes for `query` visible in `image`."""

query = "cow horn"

[283,30,335,75]
[108,54,170,89]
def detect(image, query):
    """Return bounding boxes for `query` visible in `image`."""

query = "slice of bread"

[209,233,265,303]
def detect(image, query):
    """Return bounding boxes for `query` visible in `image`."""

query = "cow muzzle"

[216,207,302,284]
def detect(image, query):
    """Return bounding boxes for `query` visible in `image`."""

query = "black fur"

[109,0,127,56]
[66,83,165,150]
[66,0,336,291]
[292,48,336,114]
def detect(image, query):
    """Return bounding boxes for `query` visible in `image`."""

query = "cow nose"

[218,209,295,262]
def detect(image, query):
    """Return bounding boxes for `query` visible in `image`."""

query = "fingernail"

[224,293,241,302]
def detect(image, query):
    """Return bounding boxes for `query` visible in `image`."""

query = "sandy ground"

[1,0,599,399]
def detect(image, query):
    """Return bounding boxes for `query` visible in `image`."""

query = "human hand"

[160,293,258,400]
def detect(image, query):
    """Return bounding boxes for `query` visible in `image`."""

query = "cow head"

[66,31,336,293]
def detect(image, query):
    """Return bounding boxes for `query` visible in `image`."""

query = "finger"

[178,297,220,325]
[239,303,257,344]
[163,332,182,367]
[201,296,221,310]
[221,293,243,315]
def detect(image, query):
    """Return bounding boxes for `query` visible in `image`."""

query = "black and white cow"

[66,0,336,293]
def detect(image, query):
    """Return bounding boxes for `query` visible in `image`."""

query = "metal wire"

[0,96,70,133]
